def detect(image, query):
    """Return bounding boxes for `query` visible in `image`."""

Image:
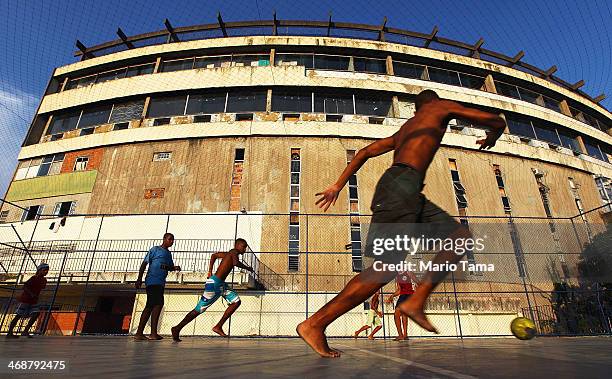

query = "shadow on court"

[0,336,610,378]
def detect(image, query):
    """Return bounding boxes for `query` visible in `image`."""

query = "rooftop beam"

[116,28,135,49]
[542,65,557,79]
[164,19,179,42]
[217,12,228,37]
[378,16,388,42]
[75,40,95,59]
[571,80,585,90]
[272,11,278,36]
[594,94,606,103]
[471,38,484,58]
[327,12,332,37]
[423,26,438,48]
[506,50,525,68]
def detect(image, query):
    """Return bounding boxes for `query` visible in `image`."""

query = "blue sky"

[0,0,610,196]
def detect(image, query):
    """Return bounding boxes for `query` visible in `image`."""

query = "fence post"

[72,215,104,336]
[595,282,611,334]
[40,248,69,334]
[228,214,239,337]
[451,271,463,339]
[305,214,309,320]
[379,288,386,340]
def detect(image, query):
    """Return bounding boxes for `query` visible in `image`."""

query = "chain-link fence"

[0,202,610,338]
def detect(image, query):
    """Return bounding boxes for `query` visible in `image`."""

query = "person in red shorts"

[386,271,419,341]
[6,263,49,338]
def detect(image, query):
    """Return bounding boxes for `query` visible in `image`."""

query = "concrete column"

[60,77,69,92]
[142,97,151,118]
[386,55,394,75]
[153,57,162,73]
[391,95,400,118]
[41,115,54,137]
[499,112,510,134]
[484,74,497,94]
[270,48,276,66]
[575,135,588,154]
[558,100,573,117]
[266,89,273,112]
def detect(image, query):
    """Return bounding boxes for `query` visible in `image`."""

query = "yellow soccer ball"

[510,317,536,340]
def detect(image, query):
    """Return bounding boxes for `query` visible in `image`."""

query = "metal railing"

[0,205,610,338]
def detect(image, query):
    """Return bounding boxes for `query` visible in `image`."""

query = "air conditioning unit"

[532,168,545,178]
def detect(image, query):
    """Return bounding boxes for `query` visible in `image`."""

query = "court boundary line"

[336,343,477,379]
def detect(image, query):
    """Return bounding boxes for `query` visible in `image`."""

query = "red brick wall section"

[60,148,104,174]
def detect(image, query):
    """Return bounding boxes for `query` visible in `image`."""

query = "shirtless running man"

[171,238,254,341]
[297,90,506,357]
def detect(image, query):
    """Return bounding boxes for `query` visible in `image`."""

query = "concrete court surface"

[0,336,611,378]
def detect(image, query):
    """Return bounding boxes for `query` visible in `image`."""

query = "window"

[53,201,76,217]
[148,95,188,118]
[393,61,427,80]
[347,150,362,272]
[186,91,227,114]
[428,67,461,86]
[153,152,172,162]
[37,153,64,177]
[48,111,81,135]
[459,73,485,89]
[533,124,561,146]
[229,148,245,211]
[507,117,535,139]
[66,75,96,90]
[517,87,542,105]
[584,139,607,162]
[594,176,612,212]
[493,165,511,213]
[73,156,89,171]
[288,149,301,271]
[542,97,560,113]
[231,54,270,67]
[449,159,476,271]
[353,57,386,74]
[449,159,468,209]
[494,81,520,99]
[558,130,581,152]
[354,93,392,117]
[78,105,112,128]
[272,90,313,113]
[274,53,314,68]
[161,58,194,72]
[194,55,232,69]
[125,63,155,77]
[226,90,267,113]
[0,210,9,223]
[314,92,354,114]
[21,205,44,222]
[108,100,144,123]
[313,55,350,71]
[96,68,126,83]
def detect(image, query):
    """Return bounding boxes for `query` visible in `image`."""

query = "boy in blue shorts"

[171,238,254,341]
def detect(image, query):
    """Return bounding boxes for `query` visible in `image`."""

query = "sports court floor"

[1,336,610,378]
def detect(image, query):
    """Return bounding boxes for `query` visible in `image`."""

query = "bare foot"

[171,327,181,342]
[148,334,164,340]
[212,326,228,337]
[368,335,374,340]
[296,321,340,358]
[399,302,439,334]
[394,335,406,341]
[354,331,359,339]
[133,334,149,341]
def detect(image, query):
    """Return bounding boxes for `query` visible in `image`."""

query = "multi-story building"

[1,19,610,337]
